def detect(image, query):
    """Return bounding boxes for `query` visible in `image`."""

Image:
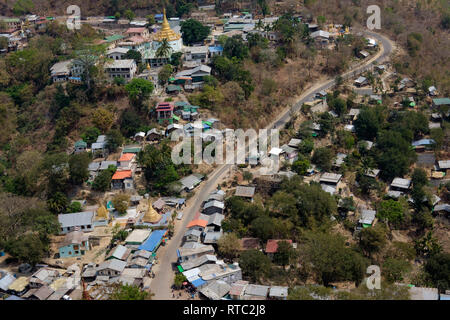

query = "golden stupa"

[142,199,162,223]
[154,8,181,42]
[96,205,109,220]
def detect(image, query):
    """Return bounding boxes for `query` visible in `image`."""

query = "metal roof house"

[199,280,231,300]
[106,245,131,261]
[358,209,376,228]
[390,178,412,191]
[244,284,270,299]
[202,200,225,215]
[234,186,256,200]
[354,76,368,87]
[320,172,342,185]
[269,286,288,300]
[58,211,94,234]
[96,260,127,277]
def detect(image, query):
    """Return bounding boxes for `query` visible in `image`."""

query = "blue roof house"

[138,229,167,253]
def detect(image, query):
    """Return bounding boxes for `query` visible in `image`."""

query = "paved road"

[150,30,394,300]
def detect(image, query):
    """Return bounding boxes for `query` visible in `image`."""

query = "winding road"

[150,30,395,300]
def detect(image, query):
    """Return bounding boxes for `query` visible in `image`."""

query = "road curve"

[150,30,394,300]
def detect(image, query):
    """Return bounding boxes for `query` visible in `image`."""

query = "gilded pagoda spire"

[154,7,181,42]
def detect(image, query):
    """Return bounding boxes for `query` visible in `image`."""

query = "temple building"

[142,200,162,224]
[144,8,183,67]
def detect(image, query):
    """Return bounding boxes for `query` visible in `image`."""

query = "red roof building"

[186,219,207,229]
[118,153,135,162]
[111,170,132,180]
[265,239,293,254]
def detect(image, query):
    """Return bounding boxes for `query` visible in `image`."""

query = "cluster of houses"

[0,14,54,53]
[173,185,290,300]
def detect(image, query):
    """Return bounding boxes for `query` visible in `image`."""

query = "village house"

[174,65,212,90]
[118,153,136,169]
[310,30,330,47]
[110,170,133,190]
[156,102,175,124]
[357,209,377,230]
[234,186,256,202]
[74,140,87,154]
[186,219,208,233]
[390,177,412,192]
[104,59,137,82]
[125,27,150,39]
[180,254,217,272]
[183,46,209,65]
[208,45,223,58]
[202,200,225,215]
[354,76,368,87]
[58,211,95,234]
[146,128,163,141]
[265,239,293,260]
[183,229,202,243]
[229,280,249,300]
[125,229,151,246]
[50,60,73,83]
[58,231,90,258]
[137,229,167,253]
[107,245,132,261]
[96,259,127,277]
[29,268,60,289]
[199,280,231,300]
[269,286,289,300]
[177,245,215,263]
[106,47,130,60]
[178,173,204,192]
[243,284,270,300]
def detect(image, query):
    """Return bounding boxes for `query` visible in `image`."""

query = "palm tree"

[155,39,172,58]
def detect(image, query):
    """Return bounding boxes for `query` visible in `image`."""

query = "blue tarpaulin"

[191,278,206,288]
[138,229,167,252]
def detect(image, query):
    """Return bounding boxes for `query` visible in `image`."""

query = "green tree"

[311,147,334,171]
[299,232,368,286]
[92,165,116,191]
[354,106,384,141]
[112,193,130,215]
[217,233,241,260]
[81,126,101,145]
[155,39,172,58]
[4,233,46,266]
[223,35,249,60]
[106,129,124,153]
[239,249,272,282]
[13,0,34,16]
[174,273,187,289]
[170,52,183,71]
[69,152,90,185]
[124,49,142,64]
[67,201,82,213]
[424,253,450,292]
[124,9,135,22]
[146,14,155,26]
[158,64,174,85]
[377,199,405,228]
[180,19,210,45]
[383,258,411,283]
[125,78,154,112]
[47,191,69,214]
[358,224,386,257]
[110,284,149,300]
[274,240,296,267]
[291,157,310,175]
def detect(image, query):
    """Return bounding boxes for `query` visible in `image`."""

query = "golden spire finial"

[142,199,161,223]
[146,62,151,70]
